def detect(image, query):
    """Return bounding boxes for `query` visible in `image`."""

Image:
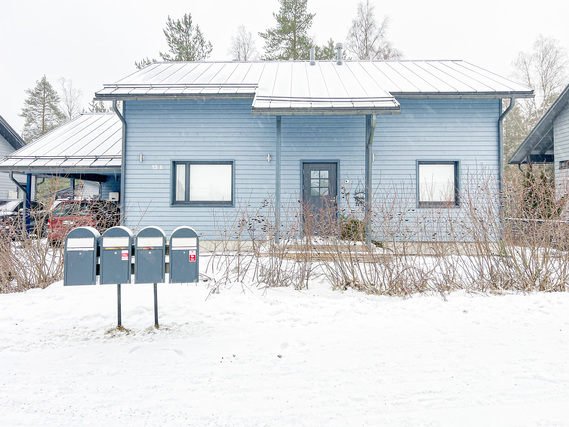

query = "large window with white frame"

[173,161,234,206]
[417,161,459,207]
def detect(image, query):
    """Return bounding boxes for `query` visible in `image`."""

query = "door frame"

[300,160,341,235]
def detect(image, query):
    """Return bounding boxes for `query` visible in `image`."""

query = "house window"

[173,161,233,206]
[418,161,459,207]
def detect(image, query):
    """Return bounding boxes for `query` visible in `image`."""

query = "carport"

[0,113,122,230]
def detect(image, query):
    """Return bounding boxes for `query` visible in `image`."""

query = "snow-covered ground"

[1,273,568,426]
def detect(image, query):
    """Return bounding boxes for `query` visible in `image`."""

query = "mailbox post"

[169,226,199,283]
[100,226,134,327]
[64,227,101,286]
[135,226,166,328]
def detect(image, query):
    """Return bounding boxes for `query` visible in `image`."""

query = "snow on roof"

[96,60,533,115]
[0,113,121,172]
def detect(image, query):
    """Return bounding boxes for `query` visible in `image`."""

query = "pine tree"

[159,13,213,61]
[20,75,65,143]
[259,0,315,60]
[87,100,112,113]
[314,39,337,60]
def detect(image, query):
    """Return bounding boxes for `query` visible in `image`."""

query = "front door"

[302,162,338,235]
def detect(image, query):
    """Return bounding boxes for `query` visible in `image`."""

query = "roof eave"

[392,91,534,99]
[251,107,401,116]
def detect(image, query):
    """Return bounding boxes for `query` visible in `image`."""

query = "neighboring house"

[0,113,122,202]
[93,59,533,241]
[0,115,26,199]
[509,83,569,194]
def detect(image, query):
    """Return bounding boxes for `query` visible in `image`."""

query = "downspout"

[10,172,28,235]
[498,97,516,196]
[112,100,127,226]
[498,97,516,239]
[275,116,281,244]
[365,114,377,244]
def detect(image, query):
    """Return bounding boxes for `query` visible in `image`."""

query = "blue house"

[509,83,569,194]
[95,59,532,241]
[0,115,26,199]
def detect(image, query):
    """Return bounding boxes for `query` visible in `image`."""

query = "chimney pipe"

[336,43,343,65]
[310,47,315,65]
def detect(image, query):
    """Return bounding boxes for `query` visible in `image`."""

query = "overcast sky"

[1,0,568,134]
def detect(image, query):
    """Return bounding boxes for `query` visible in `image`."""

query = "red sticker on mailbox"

[189,250,196,262]
[121,250,129,261]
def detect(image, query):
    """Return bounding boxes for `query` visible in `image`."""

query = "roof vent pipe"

[336,43,343,65]
[310,47,315,65]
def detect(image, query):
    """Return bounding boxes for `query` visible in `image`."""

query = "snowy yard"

[1,275,568,426]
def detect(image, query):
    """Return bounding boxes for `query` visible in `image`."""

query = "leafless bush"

[0,198,64,292]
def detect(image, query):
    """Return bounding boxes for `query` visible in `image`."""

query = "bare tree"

[512,35,568,122]
[346,0,402,60]
[229,26,258,61]
[504,35,568,179]
[59,77,83,121]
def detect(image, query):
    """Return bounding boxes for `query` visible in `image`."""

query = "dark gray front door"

[302,162,338,234]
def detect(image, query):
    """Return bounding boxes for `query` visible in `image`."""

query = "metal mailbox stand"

[100,226,134,328]
[169,226,200,284]
[134,226,166,328]
[64,227,101,286]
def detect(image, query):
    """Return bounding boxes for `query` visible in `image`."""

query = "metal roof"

[0,113,121,173]
[96,60,533,115]
[0,115,25,150]
[509,83,569,165]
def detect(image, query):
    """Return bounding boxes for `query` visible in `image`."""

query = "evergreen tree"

[259,0,315,60]
[159,13,212,61]
[314,39,337,60]
[135,57,157,70]
[20,75,65,143]
[87,100,112,113]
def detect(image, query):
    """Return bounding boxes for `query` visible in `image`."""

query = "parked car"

[47,200,120,244]
[0,199,47,239]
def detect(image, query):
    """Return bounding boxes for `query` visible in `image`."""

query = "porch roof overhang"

[0,113,122,175]
[509,83,569,165]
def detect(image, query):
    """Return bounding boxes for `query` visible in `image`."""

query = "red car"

[47,200,120,244]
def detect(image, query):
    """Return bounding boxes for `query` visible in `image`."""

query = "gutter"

[112,100,127,225]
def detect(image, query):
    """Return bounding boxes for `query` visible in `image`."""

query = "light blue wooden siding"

[373,98,500,241]
[124,97,500,241]
[101,176,120,201]
[123,99,276,237]
[554,104,569,185]
[0,135,18,199]
[281,115,366,206]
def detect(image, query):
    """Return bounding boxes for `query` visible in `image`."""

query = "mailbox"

[134,226,166,284]
[100,226,133,285]
[64,227,100,286]
[169,226,199,283]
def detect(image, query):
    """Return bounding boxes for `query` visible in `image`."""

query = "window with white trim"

[173,161,233,206]
[418,161,459,207]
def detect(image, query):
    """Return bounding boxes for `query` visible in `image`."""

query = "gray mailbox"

[134,226,166,284]
[100,226,133,285]
[64,226,101,286]
[169,226,199,283]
